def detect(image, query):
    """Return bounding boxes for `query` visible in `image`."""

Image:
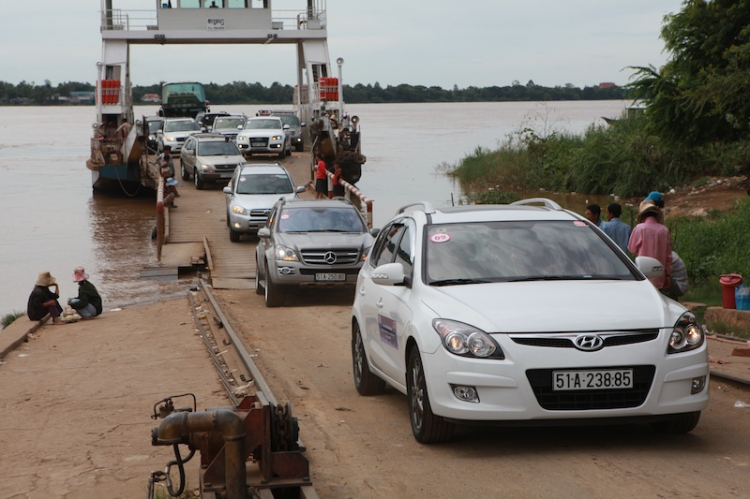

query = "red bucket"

[719,274,743,309]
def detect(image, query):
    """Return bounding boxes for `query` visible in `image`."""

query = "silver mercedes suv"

[255,198,378,307]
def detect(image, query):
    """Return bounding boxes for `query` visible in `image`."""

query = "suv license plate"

[315,273,345,282]
[552,369,633,391]
[251,142,265,147]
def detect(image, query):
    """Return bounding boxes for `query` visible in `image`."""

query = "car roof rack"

[396,201,436,215]
[510,198,563,210]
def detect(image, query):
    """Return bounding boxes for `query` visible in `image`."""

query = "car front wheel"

[254,255,264,295]
[264,262,284,307]
[181,162,190,181]
[194,170,204,190]
[352,322,386,396]
[407,347,455,444]
[650,412,701,434]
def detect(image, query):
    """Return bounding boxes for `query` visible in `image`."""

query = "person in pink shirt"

[315,153,328,199]
[628,200,672,292]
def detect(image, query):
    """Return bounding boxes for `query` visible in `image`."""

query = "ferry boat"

[87,0,364,193]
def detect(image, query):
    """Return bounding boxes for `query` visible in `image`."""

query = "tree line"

[0,79,627,106]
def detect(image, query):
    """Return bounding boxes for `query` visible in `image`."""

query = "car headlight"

[165,135,175,142]
[668,312,705,354]
[237,136,248,142]
[432,319,504,359]
[231,205,246,215]
[275,245,298,262]
[272,135,283,141]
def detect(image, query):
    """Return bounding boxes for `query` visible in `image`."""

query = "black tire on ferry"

[181,163,190,181]
[278,150,285,159]
[254,255,264,295]
[296,143,304,152]
[194,170,204,190]
[229,227,240,242]
[264,262,284,307]
[407,347,455,444]
[649,412,701,434]
[352,321,386,396]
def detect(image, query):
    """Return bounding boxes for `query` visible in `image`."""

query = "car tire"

[406,347,455,444]
[229,227,240,242]
[254,255,264,295]
[181,162,190,181]
[649,411,701,434]
[194,170,204,190]
[352,322,386,396]
[278,150,285,159]
[264,262,284,307]
[296,144,304,152]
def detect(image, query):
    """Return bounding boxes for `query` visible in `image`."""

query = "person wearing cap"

[164,177,179,208]
[68,267,103,319]
[628,201,672,293]
[601,202,631,254]
[645,191,664,209]
[27,271,65,324]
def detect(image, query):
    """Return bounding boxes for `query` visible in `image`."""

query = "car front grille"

[300,249,360,265]
[510,330,659,349]
[526,365,656,410]
[250,138,269,146]
[214,163,238,171]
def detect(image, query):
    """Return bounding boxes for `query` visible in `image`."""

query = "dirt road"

[212,287,750,498]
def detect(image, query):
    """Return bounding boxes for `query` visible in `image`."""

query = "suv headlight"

[237,136,248,142]
[272,135,283,141]
[432,319,504,359]
[668,312,705,354]
[231,205,246,215]
[275,245,298,262]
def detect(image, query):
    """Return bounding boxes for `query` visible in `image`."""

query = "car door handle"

[376,298,383,308]
[359,285,366,296]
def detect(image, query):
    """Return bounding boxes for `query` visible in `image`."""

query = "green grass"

[1,310,24,329]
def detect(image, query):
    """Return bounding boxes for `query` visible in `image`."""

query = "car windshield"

[425,220,635,285]
[165,120,200,132]
[148,120,163,133]
[214,117,244,130]
[245,119,282,130]
[197,141,241,156]
[277,115,300,127]
[278,207,366,233]
[236,173,293,195]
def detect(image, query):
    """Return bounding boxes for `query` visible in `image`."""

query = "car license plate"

[251,142,265,147]
[552,369,633,391]
[220,172,233,178]
[315,273,345,282]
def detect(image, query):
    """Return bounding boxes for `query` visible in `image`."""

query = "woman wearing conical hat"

[27,271,65,325]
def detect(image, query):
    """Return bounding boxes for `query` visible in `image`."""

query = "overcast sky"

[1,0,686,89]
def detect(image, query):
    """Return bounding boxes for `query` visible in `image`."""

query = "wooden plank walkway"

[161,154,315,289]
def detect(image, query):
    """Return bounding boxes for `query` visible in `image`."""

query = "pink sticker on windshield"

[281,213,290,219]
[430,233,451,243]
[574,221,587,227]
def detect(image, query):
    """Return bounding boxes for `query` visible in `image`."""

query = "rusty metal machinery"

[147,282,319,499]
[150,392,314,499]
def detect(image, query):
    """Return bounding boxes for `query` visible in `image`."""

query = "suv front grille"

[300,249,360,265]
[214,163,238,171]
[526,365,656,410]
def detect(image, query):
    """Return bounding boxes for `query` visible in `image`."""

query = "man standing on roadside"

[585,204,604,227]
[628,201,672,294]
[602,203,631,254]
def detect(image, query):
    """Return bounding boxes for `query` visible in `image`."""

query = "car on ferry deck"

[223,163,305,242]
[157,117,202,154]
[235,116,292,159]
[212,115,248,141]
[196,110,231,132]
[180,133,246,190]
[145,116,164,152]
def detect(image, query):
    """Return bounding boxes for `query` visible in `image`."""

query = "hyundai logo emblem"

[324,251,337,264]
[573,334,604,351]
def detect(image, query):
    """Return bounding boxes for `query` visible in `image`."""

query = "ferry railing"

[324,170,373,229]
[156,177,165,261]
[101,9,156,31]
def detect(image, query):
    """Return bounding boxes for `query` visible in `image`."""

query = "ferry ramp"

[159,154,314,289]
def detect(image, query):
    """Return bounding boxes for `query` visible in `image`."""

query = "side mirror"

[370,227,381,238]
[222,186,232,194]
[371,262,406,287]
[296,186,306,194]
[300,123,306,128]
[283,124,290,130]
[635,256,665,279]
[257,227,271,238]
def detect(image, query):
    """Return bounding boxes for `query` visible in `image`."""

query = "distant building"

[70,91,96,104]
[599,82,616,89]
[141,93,161,103]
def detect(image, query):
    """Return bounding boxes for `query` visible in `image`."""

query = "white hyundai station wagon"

[351,199,709,443]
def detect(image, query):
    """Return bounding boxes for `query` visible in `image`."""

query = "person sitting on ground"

[27,271,65,324]
[601,202,631,254]
[585,203,604,227]
[68,267,103,320]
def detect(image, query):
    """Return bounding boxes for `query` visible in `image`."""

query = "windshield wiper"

[430,278,490,286]
[509,275,624,282]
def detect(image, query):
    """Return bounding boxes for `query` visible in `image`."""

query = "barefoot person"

[68,267,103,320]
[27,271,65,324]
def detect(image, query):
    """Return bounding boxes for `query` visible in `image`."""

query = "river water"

[0,100,628,315]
